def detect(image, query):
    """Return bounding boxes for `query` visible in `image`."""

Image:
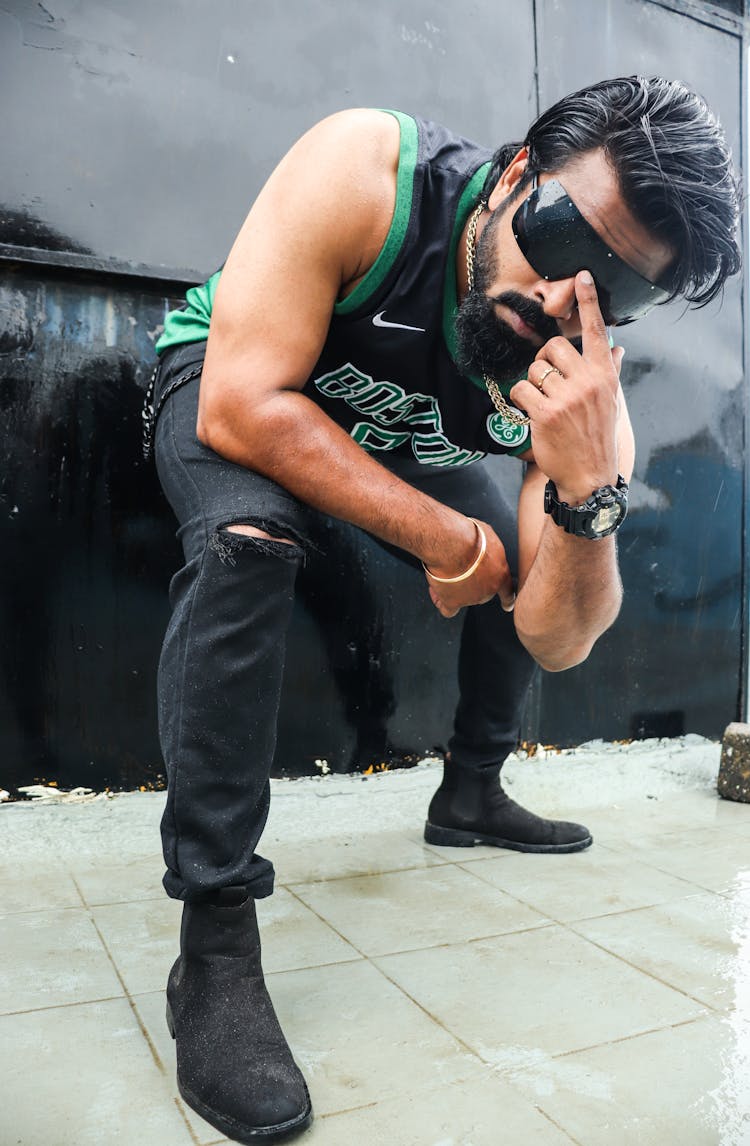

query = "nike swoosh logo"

[372,311,426,333]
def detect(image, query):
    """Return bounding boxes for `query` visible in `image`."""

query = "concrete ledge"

[0,735,722,865]
[718,722,750,803]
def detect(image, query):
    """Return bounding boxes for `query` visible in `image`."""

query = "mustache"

[490,291,560,342]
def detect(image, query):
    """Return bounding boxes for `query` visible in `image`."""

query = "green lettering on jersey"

[315,364,374,399]
[412,433,485,467]
[314,362,485,467]
[351,423,411,451]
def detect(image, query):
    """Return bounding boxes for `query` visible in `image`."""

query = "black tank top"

[303,111,531,464]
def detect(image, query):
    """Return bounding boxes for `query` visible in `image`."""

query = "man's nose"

[537,276,578,324]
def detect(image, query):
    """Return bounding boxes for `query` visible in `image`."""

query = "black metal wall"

[531,0,747,744]
[1,0,746,789]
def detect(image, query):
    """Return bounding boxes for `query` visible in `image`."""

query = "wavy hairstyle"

[481,76,742,307]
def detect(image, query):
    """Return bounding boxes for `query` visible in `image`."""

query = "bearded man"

[146,76,741,1143]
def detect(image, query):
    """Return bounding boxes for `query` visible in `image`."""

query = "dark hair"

[481,76,742,307]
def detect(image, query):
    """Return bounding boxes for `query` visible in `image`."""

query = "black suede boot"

[424,758,592,853]
[166,887,312,1143]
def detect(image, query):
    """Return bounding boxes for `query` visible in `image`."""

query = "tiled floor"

[2,739,750,1145]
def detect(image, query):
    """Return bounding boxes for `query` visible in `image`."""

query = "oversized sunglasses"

[512,175,674,325]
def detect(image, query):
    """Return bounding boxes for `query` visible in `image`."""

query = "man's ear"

[487,147,529,212]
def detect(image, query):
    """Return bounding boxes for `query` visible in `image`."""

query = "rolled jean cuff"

[161,855,276,902]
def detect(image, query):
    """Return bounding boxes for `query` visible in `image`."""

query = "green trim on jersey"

[155,270,222,355]
[333,110,419,316]
[155,110,418,353]
[442,165,533,459]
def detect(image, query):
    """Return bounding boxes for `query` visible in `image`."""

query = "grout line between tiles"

[369,957,493,1072]
[531,1012,713,1065]
[78,893,165,908]
[281,891,490,1077]
[73,873,87,908]
[70,873,168,1076]
[318,1099,380,1120]
[717,884,750,899]
[317,918,555,963]
[443,1009,706,1085]
[456,855,718,931]
[0,993,131,1019]
[281,879,557,962]
[372,950,714,1084]
[557,920,724,1013]
[455,857,565,917]
[451,863,588,927]
[284,862,565,950]
[174,1095,204,1145]
[611,865,730,897]
[562,893,724,927]
[419,842,516,863]
[1,901,95,919]
[266,954,364,978]
[282,886,371,959]
[279,857,451,890]
[534,1104,584,1145]
[89,913,201,1146]
[598,839,749,892]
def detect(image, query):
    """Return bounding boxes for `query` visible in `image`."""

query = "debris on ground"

[16,785,113,805]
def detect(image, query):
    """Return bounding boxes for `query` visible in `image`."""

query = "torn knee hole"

[209,523,303,567]
[224,524,295,544]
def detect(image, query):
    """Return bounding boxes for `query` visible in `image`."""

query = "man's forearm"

[513,521,622,671]
[198,386,477,571]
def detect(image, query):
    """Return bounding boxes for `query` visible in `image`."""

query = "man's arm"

[510,272,634,671]
[197,109,514,608]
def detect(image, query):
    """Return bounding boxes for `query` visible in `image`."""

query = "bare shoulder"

[306,108,401,169]
[204,110,403,396]
[217,109,401,316]
[275,108,401,285]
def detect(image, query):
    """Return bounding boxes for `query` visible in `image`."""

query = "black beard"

[454,208,559,383]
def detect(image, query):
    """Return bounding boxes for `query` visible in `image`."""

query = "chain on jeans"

[142,362,204,461]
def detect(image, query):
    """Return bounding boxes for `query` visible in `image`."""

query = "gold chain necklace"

[465,201,531,428]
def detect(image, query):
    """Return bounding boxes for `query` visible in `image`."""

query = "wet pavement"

[2,737,749,1145]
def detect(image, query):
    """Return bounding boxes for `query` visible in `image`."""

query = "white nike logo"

[372,311,426,333]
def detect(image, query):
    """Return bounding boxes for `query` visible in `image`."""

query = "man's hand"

[424,518,515,619]
[510,271,625,505]
[508,271,634,670]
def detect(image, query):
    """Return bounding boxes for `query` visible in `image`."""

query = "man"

[147,76,740,1142]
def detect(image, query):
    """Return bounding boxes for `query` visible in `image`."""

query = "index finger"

[576,270,612,367]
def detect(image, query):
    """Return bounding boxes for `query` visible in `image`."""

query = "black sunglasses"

[512,175,674,325]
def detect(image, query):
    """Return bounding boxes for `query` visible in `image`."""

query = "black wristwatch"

[544,475,629,540]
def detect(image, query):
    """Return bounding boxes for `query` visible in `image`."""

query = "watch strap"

[544,475,629,539]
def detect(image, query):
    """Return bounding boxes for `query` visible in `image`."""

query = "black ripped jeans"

[154,342,536,902]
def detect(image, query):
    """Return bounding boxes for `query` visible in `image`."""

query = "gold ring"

[539,365,562,384]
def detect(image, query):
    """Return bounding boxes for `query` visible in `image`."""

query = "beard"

[454,205,559,383]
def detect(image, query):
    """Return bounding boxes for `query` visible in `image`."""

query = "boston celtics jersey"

[156,110,532,462]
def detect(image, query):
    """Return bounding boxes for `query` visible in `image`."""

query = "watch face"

[592,504,622,535]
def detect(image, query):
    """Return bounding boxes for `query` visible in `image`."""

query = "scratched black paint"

[0,0,746,789]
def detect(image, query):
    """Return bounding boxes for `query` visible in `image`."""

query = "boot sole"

[423,821,593,854]
[166,1000,314,1143]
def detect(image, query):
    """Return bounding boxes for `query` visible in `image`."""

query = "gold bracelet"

[422,519,487,584]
